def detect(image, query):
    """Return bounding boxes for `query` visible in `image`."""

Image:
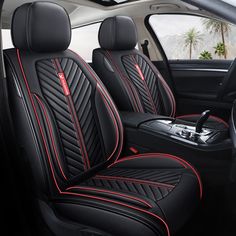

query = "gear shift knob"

[195,110,210,133]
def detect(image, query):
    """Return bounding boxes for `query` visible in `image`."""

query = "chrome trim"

[173,68,228,73]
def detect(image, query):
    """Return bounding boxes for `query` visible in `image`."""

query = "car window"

[69,23,101,62]
[2,29,14,49]
[149,14,236,60]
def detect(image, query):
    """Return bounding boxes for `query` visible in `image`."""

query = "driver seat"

[92,16,229,131]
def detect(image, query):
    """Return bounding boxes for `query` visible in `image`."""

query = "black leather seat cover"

[5,3,201,235]
[93,16,228,131]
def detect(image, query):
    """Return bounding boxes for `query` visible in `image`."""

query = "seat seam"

[94,175,175,189]
[16,49,170,236]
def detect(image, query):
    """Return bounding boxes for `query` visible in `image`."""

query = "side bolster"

[4,50,49,195]
[136,51,176,117]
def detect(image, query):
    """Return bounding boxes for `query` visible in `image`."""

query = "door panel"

[169,60,232,98]
[153,60,233,119]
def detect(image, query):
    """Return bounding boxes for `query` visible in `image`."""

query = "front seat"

[92,16,229,131]
[4,2,201,236]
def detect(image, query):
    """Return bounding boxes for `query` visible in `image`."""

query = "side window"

[149,15,236,60]
[2,29,14,49]
[69,23,101,62]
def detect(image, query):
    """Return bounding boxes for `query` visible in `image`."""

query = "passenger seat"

[92,16,229,130]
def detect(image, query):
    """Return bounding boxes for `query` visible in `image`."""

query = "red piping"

[106,51,144,113]
[149,62,176,117]
[17,49,63,191]
[17,49,170,236]
[176,114,229,128]
[95,175,175,189]
[62,190,170,236]
[52,59,90,170]
[96,85,121,162]
[66,186,152,208]
[69,49,124,163]
[34,94,67,180]
[132,56,158,114]
[109,153,203,199]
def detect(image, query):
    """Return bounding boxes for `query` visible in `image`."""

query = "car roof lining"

[2,0,217,29]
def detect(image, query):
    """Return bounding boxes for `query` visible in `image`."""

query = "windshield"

[221,0,236,7]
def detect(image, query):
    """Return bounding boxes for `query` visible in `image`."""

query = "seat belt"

[141,40,150,59]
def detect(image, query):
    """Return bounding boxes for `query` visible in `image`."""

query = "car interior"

[1,0,236,235]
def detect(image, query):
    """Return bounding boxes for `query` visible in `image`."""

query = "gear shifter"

[195,110,210,133]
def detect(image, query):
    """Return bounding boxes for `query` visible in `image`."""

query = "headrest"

[98,16,138,50]
[11,2,71,53]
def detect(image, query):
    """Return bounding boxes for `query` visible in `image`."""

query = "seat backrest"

[4,2,123,196]
[93,16,176,117]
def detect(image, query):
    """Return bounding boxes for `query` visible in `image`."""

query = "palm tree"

[202,18,230,59]
[199,50,213,60]
[214,42,226,58]
[184,28,203,59]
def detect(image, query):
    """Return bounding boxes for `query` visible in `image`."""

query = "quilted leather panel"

[122,54,164,115]
[58,58,103,167]
[36,58,103,178]
[79,168,181,202]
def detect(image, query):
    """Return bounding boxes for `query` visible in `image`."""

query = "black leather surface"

[4,3,201,236]
[12,2,71,52]
[99,16,138,50]
[93,16,228,129]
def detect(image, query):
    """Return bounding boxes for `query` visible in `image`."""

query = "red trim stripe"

[69,49,124,163]
[16,49,170,236]
[132,56,158,114]
[95,175,175,189]
[66,186,152,208]
[52,58,90,170]
[34,94,67,180]
[109,153,203,199]
[106,51,144,113]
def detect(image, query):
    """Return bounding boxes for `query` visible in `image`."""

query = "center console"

[141,118,228,147]
[121,111,231,173]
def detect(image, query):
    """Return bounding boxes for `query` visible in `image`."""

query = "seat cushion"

[65,153,201,234]
[176,114,229,130]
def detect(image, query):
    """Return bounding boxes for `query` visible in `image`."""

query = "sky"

[149,15,204,38]
[221,0,236,6]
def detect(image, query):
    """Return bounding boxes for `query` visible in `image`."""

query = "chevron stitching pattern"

[98,168,182,186]
[58,58,103,167]
[80,168,181,202]
[36,59,85,178]
[122,55,164,114]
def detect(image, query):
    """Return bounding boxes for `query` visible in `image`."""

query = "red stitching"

[109,153,202,199]
[17,49,170,236]
[69,49,124,163]
[66,186,152,208]
[106,51,144,113]
[132,56,158,114]
[17,49,62,191]
[148,61,176,117]
[176,114,229,128]
[62,190,170,236]
[96,85,121,162]
[52,58,90,170]
[94,175,175,189]
[34,94,67,180]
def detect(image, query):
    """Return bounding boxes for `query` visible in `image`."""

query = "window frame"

[145,13,234,61]
[69,21,102,62]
